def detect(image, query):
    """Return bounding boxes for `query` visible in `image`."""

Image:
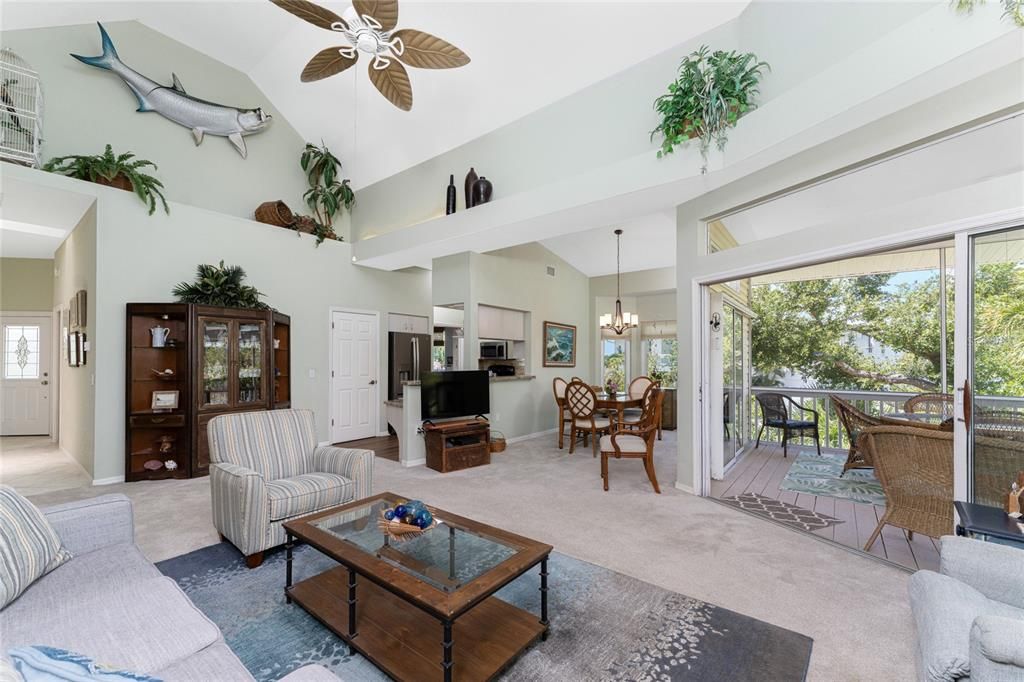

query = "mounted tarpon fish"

[70,23,271,158]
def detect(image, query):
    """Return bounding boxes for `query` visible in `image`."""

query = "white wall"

[5,165,430,482]
[52,204,97,476]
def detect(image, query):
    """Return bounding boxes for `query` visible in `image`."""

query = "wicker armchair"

[973,432,1024,508]
[565,380,611,457]
[754,393,821,458]
[600,388,665,493]
[904,393,953,420]
[859,425,953,551]
[830,394,884,474]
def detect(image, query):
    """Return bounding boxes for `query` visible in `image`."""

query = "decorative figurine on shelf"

[464,167,478,209]
[143,459,163,471]
[157,435,175,454]
[150,325,170,348]
[445,174,457,215]
[471,175,493,206]
[164,459,178,471]
[1009,478,1023,519]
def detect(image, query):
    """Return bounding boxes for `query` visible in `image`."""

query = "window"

[4,324,40,379]
[601,338,628,392]
[644,337,678,388]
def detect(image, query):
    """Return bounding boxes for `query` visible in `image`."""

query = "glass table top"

[311,499,517,592]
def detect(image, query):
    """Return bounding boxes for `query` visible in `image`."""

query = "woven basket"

[254,200,294,227]
[490,430,507,453]
[377,510,438,542]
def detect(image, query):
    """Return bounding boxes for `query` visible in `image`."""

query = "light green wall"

[1,258,53,311]
[53,205,97,477]
[1,21,312,226]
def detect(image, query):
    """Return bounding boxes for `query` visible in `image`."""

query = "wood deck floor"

[333,435,400,462]
[710,441,939,572]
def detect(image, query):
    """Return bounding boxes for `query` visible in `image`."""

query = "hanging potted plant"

[42,144,169,215]
[298,142,354,246]
[651,46,769,173]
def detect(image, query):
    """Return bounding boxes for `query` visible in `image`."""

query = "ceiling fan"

[270,0,470,111]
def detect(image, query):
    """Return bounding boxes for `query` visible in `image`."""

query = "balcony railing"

[740,386,1024,452]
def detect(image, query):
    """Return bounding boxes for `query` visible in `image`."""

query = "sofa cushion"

[0,485,71,609]
[266,473,354,521]
[208,409,317,480]
[909,570,1024,681]
[8,645,161,682]
[155,641,253,682]
[2,544,159,621]
[0,576,220,674]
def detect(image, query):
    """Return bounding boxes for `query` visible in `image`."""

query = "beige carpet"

[27,431,918,681]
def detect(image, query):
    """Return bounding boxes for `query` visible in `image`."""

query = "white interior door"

[330,310,378,443]
[1,314,52,436]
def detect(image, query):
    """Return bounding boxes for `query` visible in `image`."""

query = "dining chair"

[552,377,571,449]
[831,394,883,474]
[903,393,954,420]
[754,392,821,458]
[600,388,665,493]
[565,380,611,457]
[620,381,660,432]
[860,425,953,551]
[624,376,664,439]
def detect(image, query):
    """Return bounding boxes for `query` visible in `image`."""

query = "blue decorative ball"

[394,504,407,518]
[383,509,396,521]
[415,515,431,529]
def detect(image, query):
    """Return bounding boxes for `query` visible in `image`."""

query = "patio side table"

[954,501,1024,549]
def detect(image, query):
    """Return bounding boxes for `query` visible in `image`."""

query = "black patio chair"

[754,392,821,458]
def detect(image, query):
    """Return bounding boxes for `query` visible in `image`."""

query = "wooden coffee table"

[283,492,552,682]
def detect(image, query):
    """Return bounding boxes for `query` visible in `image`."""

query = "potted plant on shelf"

[172,261,269,310]
[42,144,169,215]
[953,0,1023,26]
[650,46,769,173]
[298,142,354,246]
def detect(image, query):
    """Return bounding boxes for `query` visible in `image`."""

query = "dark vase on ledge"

[464,167,478,209]
[471,176,493,206]
[445,174,457,215]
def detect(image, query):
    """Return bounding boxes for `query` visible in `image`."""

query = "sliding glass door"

[722,304,750,468]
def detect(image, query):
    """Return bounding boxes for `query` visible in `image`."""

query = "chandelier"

[600,229,639,335]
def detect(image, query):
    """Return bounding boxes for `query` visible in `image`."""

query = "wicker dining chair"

[831,394,884,474]
[903,393,954,420]
[754,392,821,458]
[859,425,953,551]
[600,388,665,493]
[552,377,571,449]
[565,380,612,457]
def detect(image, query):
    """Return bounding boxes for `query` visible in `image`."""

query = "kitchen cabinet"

[478,305,525,341]
[388,313,429,334]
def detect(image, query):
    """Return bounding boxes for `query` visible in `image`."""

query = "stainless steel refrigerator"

[388,332,431,401]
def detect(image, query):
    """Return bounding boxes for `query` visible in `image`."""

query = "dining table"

[595,392,643,424]
[880,411,954,430]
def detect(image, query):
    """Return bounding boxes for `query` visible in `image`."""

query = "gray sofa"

[909,535,1024,681]
[0,494,338,682]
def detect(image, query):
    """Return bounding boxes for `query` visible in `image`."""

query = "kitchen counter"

[401,375,535,386]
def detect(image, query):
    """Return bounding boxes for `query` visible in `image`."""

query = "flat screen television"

[420,370,490,421]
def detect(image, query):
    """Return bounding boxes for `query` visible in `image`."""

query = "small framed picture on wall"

[75,290,87,328]
[67,331,81,367]
[151,390,179,411]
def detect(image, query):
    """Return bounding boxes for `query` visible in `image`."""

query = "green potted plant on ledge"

[298,142,354,245]
[43,144,169,215]
[172,261,269,310]
[651,46,769,173]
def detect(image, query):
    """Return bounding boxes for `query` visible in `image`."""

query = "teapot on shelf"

[150,325,171,348]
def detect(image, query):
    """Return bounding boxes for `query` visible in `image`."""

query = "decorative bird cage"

[0,48,43,168]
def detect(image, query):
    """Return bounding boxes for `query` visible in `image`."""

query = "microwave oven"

[480,341,508,359]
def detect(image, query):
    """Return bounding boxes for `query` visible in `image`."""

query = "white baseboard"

[92,476,125,486]
[401,458,426,468]
[505,428,557,444]
[674,481,695,495]
[317,440,332,447]
[377,431,392,438]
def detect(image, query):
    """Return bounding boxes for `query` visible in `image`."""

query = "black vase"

[464,167,478,209]
[471,176,493,206]
[445,174,457,215]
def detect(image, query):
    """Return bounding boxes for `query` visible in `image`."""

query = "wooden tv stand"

[423,419,490,473]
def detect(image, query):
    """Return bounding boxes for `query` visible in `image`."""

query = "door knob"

[369,379,377,385]
[41,380,49,385]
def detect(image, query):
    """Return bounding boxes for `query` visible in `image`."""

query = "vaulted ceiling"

[3,1,748,188]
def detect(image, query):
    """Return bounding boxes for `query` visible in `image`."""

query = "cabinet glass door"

[200,318,231,408]
[236,320,265,405]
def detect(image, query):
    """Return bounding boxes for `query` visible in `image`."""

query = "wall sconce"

[709,312,721,332]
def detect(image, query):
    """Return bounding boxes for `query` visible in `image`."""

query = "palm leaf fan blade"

[368,60,413,111]
[301,47,359,82]
[269,0,347,30]
[353,0,398,31]
[392,29,470,69]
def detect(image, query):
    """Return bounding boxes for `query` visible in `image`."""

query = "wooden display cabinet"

[272,312,291,409]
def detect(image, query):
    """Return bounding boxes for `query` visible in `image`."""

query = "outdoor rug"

[779,450,886,505]
[157,542,813,681]
[719,492,843,532]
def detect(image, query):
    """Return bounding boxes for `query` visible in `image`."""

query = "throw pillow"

[0,658,20,682]
[8,646,161,682]
[0,485,71,609]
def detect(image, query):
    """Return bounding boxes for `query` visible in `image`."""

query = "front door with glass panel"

[962,226,1024,506]
[1,315,51,435]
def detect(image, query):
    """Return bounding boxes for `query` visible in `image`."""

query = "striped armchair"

[208,409,373,568]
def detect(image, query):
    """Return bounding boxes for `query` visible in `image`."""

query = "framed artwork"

[67,331,81,367]
[543,321,577,367]
[69,295,78,330]
[61,309,69,363]
[75,290,87,328]
[151,390,180,411]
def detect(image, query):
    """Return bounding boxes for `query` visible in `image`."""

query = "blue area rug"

[157,542,812,681]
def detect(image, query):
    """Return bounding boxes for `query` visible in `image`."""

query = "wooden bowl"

[377,511,438,542]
